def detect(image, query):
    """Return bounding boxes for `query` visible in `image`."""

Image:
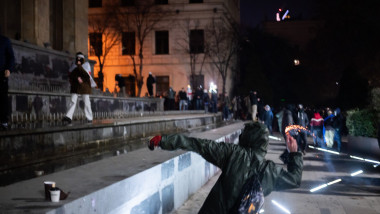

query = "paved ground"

[173,133,380,214]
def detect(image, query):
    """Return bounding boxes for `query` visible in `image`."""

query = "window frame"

[122,31,136,55]
[155,30,169,55]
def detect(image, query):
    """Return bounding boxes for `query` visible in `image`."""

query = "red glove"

[148,136,162,150]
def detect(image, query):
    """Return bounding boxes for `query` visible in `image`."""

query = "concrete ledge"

[0,122,244,214]
[0,113,222,172]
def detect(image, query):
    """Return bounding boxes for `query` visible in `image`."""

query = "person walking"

[63,52,93,124]
[332,108,343,152]
[0,31,15,130]
[263,105,274,135]
[310,111,324,147]
[324,110,335,148]
[148,122,303,214]
[295,104,309,155]
[146,72,155,97]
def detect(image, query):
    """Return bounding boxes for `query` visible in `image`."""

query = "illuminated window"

[155,31,169,54]
[122,32,135,55]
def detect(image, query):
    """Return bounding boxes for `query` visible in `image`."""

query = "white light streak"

[351,170,363,177]
[327,179,342,185]
[350,155,364,161]
[310,184,327,192]
[364,159,380,165]
[374,165,379,168]
[349,155,380,165]
[272,200,291,214]
[308,146,340,155]
[259,209,265,213]
[310,179,342,192]
[269,136,281,141]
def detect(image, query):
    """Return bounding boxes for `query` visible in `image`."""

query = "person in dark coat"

[0,32,14,130]
[332,108,344,152]
[280,104,296,163]
[63,52,93,124]
[148,122,303,214]
[146,72,156,97]
[295,104,309,154]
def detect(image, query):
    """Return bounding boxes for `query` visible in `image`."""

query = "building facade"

[88,0,240,98]
[0,0,88,54]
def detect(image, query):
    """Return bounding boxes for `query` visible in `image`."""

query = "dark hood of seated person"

[69,65,91,94]
[158,122,303,214]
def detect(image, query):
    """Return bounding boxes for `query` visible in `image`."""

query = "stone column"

[62,0,88,55]
[21,0,50,46]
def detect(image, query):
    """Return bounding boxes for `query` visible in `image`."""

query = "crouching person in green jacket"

[148,122,303,214]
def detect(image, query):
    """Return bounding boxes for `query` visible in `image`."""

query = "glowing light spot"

[294,59,300,66]
[351,170,363,177]
[259,209,265,213]
[272,200,291,214]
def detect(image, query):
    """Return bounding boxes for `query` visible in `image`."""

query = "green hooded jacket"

[160,122,303,214]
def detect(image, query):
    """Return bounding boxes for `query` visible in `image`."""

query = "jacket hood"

[239,122,269,156]
[313,112,322,119]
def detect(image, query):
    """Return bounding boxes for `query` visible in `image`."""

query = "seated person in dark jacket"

[149,122,303,214]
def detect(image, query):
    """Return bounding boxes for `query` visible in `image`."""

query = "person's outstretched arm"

[148,134,235,169]
[264,135,303,195]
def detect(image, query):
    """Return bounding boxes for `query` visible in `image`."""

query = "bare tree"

[205,17,240,101]
[175,19,207,89]
[114,1,172,97]
[88,9,120,91]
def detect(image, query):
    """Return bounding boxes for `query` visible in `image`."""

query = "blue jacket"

[0,35,15,79]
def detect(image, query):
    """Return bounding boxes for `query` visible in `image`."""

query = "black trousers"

[0,79,9,124]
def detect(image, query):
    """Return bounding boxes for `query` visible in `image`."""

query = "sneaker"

[62,116,72,124]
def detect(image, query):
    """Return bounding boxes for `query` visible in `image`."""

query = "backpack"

[238,161,269,214]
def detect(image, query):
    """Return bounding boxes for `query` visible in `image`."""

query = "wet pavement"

[173,133,380,214]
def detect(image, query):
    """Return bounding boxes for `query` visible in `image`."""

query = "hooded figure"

[149,122,303,213]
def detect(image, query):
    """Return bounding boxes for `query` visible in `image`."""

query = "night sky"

[240,0,317,27]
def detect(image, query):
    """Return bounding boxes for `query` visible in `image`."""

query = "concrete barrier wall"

[46,126,243,214]
[8,91,164,124]
[0,114,221,172]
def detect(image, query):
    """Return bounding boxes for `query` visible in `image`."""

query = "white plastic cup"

[50,190,60,202]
